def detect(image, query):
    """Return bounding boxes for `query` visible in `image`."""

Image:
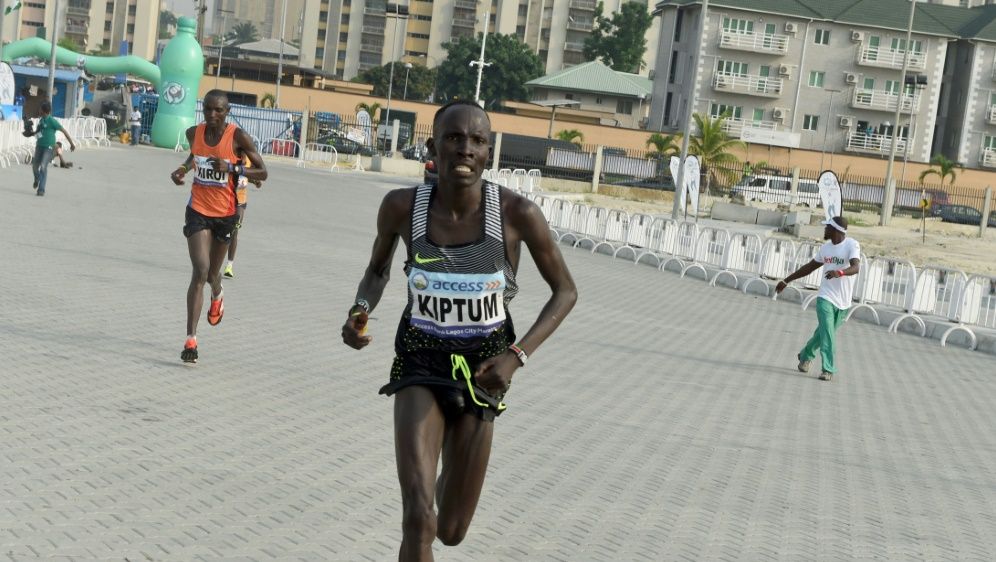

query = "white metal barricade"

[591,209,630,254]
[557,203,590,245]
[614,213,654,261]
[682,227,730,280]
[713,232,766,292]
[525,169,542,192]
[297,142,339,171]
[574,206,610,250]
[890,265,969,337]
[660,221,699,273]
[633,217,674,267]
[549,199,576,239]
[482,169,494,182]
[533,194,554,222]
[495,168,512,188]
[856,256,917,316]
[942,274,996,350]
[779,241,822,304]
[262,137,301,160]
[511,169,528,192]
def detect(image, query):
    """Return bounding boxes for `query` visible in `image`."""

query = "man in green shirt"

[29,101,76,197]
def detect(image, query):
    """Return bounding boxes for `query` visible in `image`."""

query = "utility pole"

[215,9,234,88]
[276,0,287,108]
[820,89,841,169]
[880,0,916,226]
[672,0,708,219]
[47,0,60,104]
[470,6,491,106]
[195,0,207,45]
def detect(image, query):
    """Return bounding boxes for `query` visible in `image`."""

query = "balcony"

[569,0,597,10]
[857,46,926,71]
[362,25,383,34]
[721,117,778,138]
[564,41,585,52]
[452,16,477,28]
[455,0,478,8]
[718,29,789,55]
[845,132,908,156]
[65,23,88,35]
[712,72,784,98]
[67,6,90,17]
[982,148,996,168]
[363,6,386,16]
[360,41,384,53]
[989,105,996,126]
[851,88,919,113]
[567,19,593,32]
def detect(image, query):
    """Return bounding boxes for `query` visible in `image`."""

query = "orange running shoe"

[181,337,198,363]
[207,290,224,326]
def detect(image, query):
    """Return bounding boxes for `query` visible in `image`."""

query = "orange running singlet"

[189,123,239,217]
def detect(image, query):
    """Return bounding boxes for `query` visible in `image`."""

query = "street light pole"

[214,9,234,88]
[672,0,708,219]
[47,0,60,104]
[384,3,404,127]
[471,5,491,106]
[820,88,840,169]
[275,0,288,108]
[402,62,412,100]
[880,0,916,226]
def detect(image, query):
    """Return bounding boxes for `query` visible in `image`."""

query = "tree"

[352,62,437,102]
[645,132,681,159]
[229,22,259,46]
[159,9,177,39]
[57,37,80,52]
[435,33,544,109]
[918,154,958,186]
[260,93,276,108]
[583,2,653,73]
[556,129,584,146]
[689,113,745,194]
[355,102,382,121]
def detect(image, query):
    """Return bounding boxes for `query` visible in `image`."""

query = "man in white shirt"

[775,216,861,381]
[129,106,142,146]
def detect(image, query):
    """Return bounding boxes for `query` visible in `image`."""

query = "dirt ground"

[553,189,996,277]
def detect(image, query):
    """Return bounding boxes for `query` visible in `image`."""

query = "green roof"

[525,61,653,98]
[654,0,996,42]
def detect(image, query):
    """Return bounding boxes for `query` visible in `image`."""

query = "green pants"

[799,297,848,374]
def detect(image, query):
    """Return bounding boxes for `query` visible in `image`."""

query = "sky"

[167,0,214,33]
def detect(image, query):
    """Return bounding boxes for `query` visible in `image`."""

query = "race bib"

[409,268,506,339]
[193,156,230,188]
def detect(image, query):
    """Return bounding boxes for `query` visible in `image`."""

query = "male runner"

[341,100,577,561]
[169,90,267,363]
[776,216,861,381]
[28,101,76,196]
[223,157,261,279]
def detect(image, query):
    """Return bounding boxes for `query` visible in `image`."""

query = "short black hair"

[432,99,490,130]
[203,89,229,105]
[40,101,52,114]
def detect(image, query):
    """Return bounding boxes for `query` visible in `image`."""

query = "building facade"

[3,0,160,61]
[649,0,996,170]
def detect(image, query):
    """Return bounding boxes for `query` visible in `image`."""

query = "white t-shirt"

[815,237,861,310]
[130,110,141,126]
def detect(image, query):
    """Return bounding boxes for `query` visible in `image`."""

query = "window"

[617,99,633,114]
[803,114,819,131]
[565,93,574,100]
[752,108,765,122]
[342,14,349,23]
[337,31,346,42]
[722,17,753,34]
[518,4,527,16]
[710,103,742,119]
[891,38,923,53]
[663,92,673,123]
[410,32,430,39]
[885,80,900,95]
[414,14,431,20]
[338,50,347,60]
[127,23,134,34]
[515,25,525,38]
[674,9,683,41]
[668,51,678,84]
[990,93,996,107]
[106,3,113,13]
[863,77,875,90]
[316,48,325,59]
[596,97,603,104]
[808,71,825,87]
[985,135,996,150]
[716,60,748,76]
[104,21,111,31]
[815,29,830,45]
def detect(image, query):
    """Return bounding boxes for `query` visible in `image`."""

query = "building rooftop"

[654,0,996,42]
[525,61,652,99]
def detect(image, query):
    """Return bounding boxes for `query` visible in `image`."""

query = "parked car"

[318,132,374,156]
[939,204,984,225]
[730,175,822,207]
[424,158,438,186]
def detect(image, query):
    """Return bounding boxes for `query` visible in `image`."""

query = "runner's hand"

[825,270,843,280]
[342,310,372,349]
[251,178,263,188]
[474,352,518,395]
[170,166,187,186]
[775,280,787,294]
[209,157,227,172]
[69,142,77,152]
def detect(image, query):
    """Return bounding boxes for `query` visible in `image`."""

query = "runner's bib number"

[408,268,506,339]
[193,156,231,188]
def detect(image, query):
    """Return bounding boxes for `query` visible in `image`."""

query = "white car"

[731,174,823,207]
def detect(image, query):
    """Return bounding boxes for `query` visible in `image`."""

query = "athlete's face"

[202,97,229,128]
[428,105,491,189]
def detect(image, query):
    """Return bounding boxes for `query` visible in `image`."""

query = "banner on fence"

[670,155,701,215]
[818,170,842,220]
[346,127,366,144]
[669,156,683,210]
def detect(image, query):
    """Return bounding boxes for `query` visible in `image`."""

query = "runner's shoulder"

[381,187,417,217]
[496,184,540,224]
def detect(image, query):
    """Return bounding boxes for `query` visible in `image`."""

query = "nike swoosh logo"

[414,253,445,265]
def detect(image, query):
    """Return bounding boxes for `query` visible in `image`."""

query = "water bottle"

[150,17,203,149]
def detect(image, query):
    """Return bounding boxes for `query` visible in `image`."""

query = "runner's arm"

[826,257,861,280]
[169,127,197,185]
[233,128,268,183]
[57,124,77,151]
[776,260,823,292]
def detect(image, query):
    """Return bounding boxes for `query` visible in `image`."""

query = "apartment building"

[649,0,996,170]
[2,1,160,60]
[212,0,661,81]
[526,60,652,128]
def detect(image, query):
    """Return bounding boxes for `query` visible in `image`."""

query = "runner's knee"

[436,517,470,546]
[401,500,437,544]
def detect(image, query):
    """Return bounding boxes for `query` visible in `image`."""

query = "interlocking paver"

[1,145,995,561]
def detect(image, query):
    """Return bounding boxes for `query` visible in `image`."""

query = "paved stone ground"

[1,146,995,561]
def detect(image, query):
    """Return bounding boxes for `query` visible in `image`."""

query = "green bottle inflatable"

[151,17,203,149]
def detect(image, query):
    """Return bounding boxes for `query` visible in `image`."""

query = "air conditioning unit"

[778,64,792,76]
[845,72,858,84]
[840,116,854,128]
[851,30,864,42]
[773,107,788,121]
[785,22,798,34]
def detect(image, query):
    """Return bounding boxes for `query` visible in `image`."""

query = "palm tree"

[645,132,681,159]
[228,22,259,46]
[159,10,177,39]
[918,154,958,186]
[689,112,745,194]
[555,129,584,146]
[355,102,382,121]
[260,93,276,108]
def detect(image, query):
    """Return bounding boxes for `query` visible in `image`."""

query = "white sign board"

[0,62,14,106]
[685,155,701,215]
[346,127,366,144]
[818,170,843,221]
[669,156,684,211]
[356,110,372,145]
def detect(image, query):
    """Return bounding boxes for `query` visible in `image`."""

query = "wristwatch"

[508,344,528,367]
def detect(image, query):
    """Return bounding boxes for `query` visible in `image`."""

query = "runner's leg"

[207,235,229,298]
[435,413,494,546]
[227,207,245,263]
[395,386,446,562]
[185,230,213,336]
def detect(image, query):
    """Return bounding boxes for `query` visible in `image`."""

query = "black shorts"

[183,206,237,242]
